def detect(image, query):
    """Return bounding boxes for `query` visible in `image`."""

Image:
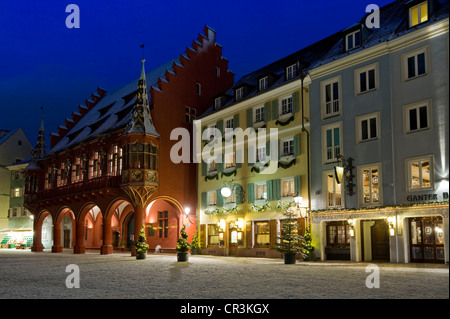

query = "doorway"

[63,229,71,248]
[370,220,389,261]
[409,216,444,263]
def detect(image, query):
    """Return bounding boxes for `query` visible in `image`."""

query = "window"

[207,190,217,206]
[322,123,342,163]
[72,157,83,183]
[409,1,428,27]
[88,151,102,179]
[12,187,21,198]
[281,96,293,115]
[355,63,378,94]
[254,221,270,247]
[281,138,294,157]
[257,145,266,163]
[123,142,158,171]
[259,76,269,91]
[185,107,196,123]
[57,162,67,187]
[235,87,244,101]
[208,224,221,246]
[281,178,295,198]
[44,166,52,189]
[404,100,431,133]
[224,187,236,204]
[214,97,222,109]
[108,145,123,176]
[158,211,168,238]
[255,182,267,201]
[402,46,428,81]
[215,66,220,78]
[359,163,382,206]
[407,155,433,190]
[325,171,343,208]
[196,83,201,95]
[345,29,361,51]
[321,76,341,118]
[254,106,265,123]
[224,152,236,169]
[356,112,379,142]
[326,221,350,247]
[286,64,297,80]
[225,117,234,130]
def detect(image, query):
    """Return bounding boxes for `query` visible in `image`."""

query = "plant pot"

[283,253,297,264]
[177,252,189,262]
[136,251,147,260]
[191,248,199,255]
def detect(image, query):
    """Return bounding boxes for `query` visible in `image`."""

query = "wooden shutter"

[272,99,279,119]
[201,192,207,209]
[217,189,224,207]
[294,175,301,196]
[233,113,240,129]
[247,183,255,204]
[264,102,271,122]
[292,91,300,113]
[217,120,223,137]
[201,161,207,176]
[246,108,253,128]
[294,134,300,156]
[235,185,244,204]
[200,224,206,248]
[272,179,281,201]
[267,180,273,201]
[246,221,252,248]
[270,219,278,249]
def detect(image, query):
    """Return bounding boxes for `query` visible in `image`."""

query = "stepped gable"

[49,25,220,154]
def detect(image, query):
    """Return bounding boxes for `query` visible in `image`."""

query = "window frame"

[254,105,265,124]
[321,122,343,164]
[406,155,434,191]
[345,29,361,52]
[354,63,379,95]
[403,99,432,134]
[281,177,295,199]
[235,87,244,101]
[207,190,218,207]
[357,163,383,207]
[286,63,297,80]
[356,112,380,142]
[408,1,429,28]
[402,45,429,82]
[254,182,268,203]
[279,94,293,116]
[259,76,269,91]
[320,75,342,119]
[323,170,344,209]
[253,220,271,248]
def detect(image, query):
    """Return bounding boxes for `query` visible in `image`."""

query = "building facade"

[24,26,234,255]
[308,0,449,263]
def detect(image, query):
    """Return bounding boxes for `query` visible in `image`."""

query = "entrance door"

[63,229,71,248]
[229,228,238,256]
[410,216,444,263]
[371,220,390,261]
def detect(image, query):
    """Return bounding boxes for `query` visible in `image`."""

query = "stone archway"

[53,207,76,253]
[31,210,52,252]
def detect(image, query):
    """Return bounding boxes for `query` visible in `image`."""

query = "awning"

[0,227,33,233]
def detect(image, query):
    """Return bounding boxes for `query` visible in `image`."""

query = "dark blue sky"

[0,0,394,147]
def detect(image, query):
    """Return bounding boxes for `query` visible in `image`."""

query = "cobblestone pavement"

[0,249,448,300]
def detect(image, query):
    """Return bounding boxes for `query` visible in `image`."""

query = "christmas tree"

[276,204,304,256]
[135,225,149,253]
[301,226,315,261]
[176,225,191,252]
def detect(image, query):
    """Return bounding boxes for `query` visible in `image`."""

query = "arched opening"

[53,207,76,253]
[83,206,103,250]
[41,213,53,250]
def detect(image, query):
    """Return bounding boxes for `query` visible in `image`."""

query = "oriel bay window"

[108,145,122,176]
[123,142,158,170]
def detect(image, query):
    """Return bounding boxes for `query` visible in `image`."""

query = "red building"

[24,26,234,255]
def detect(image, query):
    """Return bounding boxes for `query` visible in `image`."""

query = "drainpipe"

[300,69,311,227]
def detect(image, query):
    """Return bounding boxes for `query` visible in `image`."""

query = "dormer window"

[235,87,244,101]
[214,97,222,109]
[409,1,428,28]
[259,76,269,91]
[345,29,361,51]
[286,64,298,80]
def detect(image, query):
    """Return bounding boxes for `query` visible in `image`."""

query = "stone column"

[51,221,63,253]
[31,217,44,252]
[73,218,86,254]
[101,221,113,255]
[131,203,146,256]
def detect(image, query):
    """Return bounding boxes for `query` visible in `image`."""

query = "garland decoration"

[278,158,296,169]
[275,115,294,126]
[251,203,269,212]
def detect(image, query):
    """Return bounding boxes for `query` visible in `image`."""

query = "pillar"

[31,217,44,252]
[131,203,146,256]
[73,218,86,254]
[101,221,113,255]
[51,221,63,253]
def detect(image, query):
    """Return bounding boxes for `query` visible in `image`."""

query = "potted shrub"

[176,225,191,262]
[135,225,149,259]
[301,226,315,261]
[191,231,199,255]
[276,203,305,264]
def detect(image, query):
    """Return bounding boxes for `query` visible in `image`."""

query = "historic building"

[0,129,34,247]
[24,26,234,255]
[308,0,449,263]
[195,35,340,258]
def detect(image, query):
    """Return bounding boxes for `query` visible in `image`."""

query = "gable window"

[321,76,341,118]
[259,76,269,91]
[358,163,382,206]
[356,112,379,142]
[214,97,222,109]
[185,107,196,123]
[406,155,433,190]
[355,63,378,94]
[404,100,431,133]
[345,29,361,51]
[409,1,428,27]
[402,46,428,81]
[286,64,298,80]
[235,87,244,101]
[322,122,342,163]
[324,171,343,208]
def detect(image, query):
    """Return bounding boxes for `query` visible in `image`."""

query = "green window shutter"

[235,185,244,204]
[264,102,271,122]
[202,125,207,141]
[326,129,332,148]
[334,127,340,147]
[202,161,207,176]
[201,192,207,209]
[272,99,279,119]
[292,91,300,113]
[217,154,223,173]
[217,189,224,207]
[267,180,273,201]
[294,175,301,196]
[273,179,281,201]
[217,120,224,137]
[246,108,253,128]
[233,113,240,129]
[294,134,300,156]
[247,183,255,204]
[266,140,270,158]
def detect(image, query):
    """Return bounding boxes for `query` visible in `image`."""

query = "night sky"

[1,0,394,148]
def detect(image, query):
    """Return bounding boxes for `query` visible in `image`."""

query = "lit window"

[345,29,361,51]
[409,1,428,27]
[208,224,220,246]
[89,151,102,179]
[72,157,83,183]
[254,221,270,247]
[407,156,433,190]
[281,178,295,198]
[255,183,267,201]
[108,145,122,176]
[359,164,382,206]
[224,152,236,169]
[325,172,343,208]
[207,191,217,206]
[158,211,168,238]
[224,187,236,204]
[57,162,67,187]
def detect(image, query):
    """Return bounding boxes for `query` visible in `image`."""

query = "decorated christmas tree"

[135,225,149,253]
[301,226,315,261]
[176,225,191,252]
[276,204,304,256]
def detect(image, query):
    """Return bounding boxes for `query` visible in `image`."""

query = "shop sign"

[407,192,448,202]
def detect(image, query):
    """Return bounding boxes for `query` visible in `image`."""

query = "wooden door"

[371,220,389,261]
